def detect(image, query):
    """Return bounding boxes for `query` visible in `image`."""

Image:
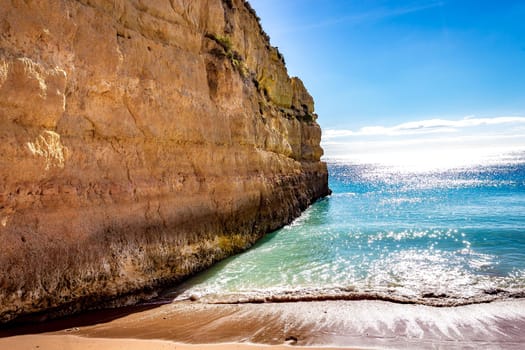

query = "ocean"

[173,157,525,306]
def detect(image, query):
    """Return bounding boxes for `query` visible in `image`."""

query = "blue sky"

[250,0,525,165]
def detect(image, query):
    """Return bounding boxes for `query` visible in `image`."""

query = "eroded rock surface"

[0,0,329,323]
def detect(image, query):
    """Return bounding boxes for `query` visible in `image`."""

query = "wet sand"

[0,335,348,350]
[1,299,525,349]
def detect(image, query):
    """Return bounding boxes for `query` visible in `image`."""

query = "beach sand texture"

[1,299,524,349]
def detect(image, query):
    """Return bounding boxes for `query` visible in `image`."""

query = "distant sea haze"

[173,152,525,305]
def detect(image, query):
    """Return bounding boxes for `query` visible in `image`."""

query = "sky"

[249,0,525,167]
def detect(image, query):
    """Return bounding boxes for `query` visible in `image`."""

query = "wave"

[173,286,525,307]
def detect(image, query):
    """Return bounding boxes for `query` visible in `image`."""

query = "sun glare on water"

[328,146,525,172]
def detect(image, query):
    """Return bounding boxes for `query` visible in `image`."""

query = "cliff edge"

[0,0,329,323]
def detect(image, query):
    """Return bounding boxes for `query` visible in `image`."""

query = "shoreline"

[0,335,355,350]
[171,287,525,307]
[2,299,524,349]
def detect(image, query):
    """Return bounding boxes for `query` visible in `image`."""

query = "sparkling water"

[174,157,525,305]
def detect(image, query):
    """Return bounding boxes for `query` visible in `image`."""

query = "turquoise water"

[174,159,525,305]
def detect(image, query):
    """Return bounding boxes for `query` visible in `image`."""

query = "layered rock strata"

[0,0,329,323]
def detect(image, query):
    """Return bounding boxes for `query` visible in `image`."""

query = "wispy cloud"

[322,115,525,168]
[324,116,525,139]
[288,1,445,32]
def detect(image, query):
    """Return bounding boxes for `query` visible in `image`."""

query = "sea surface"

[174,156,525,306]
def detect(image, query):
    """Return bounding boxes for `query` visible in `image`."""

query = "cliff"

[0,0,329,323]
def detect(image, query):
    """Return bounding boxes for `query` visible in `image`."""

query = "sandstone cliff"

[0,0,329,323]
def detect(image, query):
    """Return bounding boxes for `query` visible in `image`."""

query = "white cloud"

[321,116,525,168]
[323,116,525,139]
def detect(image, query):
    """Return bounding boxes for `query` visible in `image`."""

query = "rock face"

[0,0,329,323]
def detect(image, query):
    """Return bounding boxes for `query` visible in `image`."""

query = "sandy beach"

[0,335,349,350]
[1,299,525,349]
